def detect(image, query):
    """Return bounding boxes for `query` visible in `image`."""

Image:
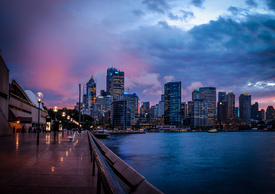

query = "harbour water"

[100,132,275,194]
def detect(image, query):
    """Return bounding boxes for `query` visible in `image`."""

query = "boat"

[92,130,110,139]
[208,128,218,133]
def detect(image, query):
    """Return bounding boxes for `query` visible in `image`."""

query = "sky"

[0,0,275,110]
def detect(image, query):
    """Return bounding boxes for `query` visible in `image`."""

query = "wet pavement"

[0,131,100,194]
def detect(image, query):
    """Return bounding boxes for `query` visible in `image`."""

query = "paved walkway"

[0,131,100,194]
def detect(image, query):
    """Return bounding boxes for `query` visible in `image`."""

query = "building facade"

[217,101,228,125]
[164,82,181,125]
[112,101,131,130]
[266,106,275,120]
[199,87,216,126]
[218,92,226,102]
[227,92,235,120]
[116,93,139,125]
[86,76,96,114]
[0,51,11,135]
[193,99,208,127]
[111,70,124,100]
[239,94,251,121]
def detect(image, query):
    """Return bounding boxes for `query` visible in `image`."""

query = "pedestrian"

[13,126,15,133]
[53,119,59,142]
[22,125,25,134]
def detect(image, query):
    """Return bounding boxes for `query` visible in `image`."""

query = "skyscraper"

[181,102,187,118]
[251,102,259,120]
[193,99,208,127]
[218,92,226,102]
[116,92,139,124]
[106,68,117,95]
[192,89,200,101]
[111,101,131,130]
[111,70,124,100]
[199,87,216,126]
[164,82,181,125]
[266,106,275,119]
[227,92,235,120]
[86,76,96,114]
[239,94,251,121]
[217,101,228,125]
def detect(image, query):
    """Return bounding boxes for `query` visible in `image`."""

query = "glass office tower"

[164,82,181,125]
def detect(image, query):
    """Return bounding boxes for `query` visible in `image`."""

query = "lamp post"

[36,92,44,145]
[67,115,70,135]
[53,106,58,120]
[62,112,66,137]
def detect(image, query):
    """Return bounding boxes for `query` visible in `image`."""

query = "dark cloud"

[227,6,248,15]
[191,0,205,8]
[263,19,275,31]
[265,0,275,11]
[142,0,170,14]
[158,21,171,29]
[132,10,145,17]
[181,10,195,22]
[168,12,179,20]
[245,0,258,8]
[168,10,194,22]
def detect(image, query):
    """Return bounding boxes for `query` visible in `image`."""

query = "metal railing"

[88,132,128,194]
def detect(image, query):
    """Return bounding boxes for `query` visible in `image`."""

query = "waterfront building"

[227,92,235,120]
[235,107,239,118]
[100,90,107,97]
[193,99,208,127]
[199,87,216,126]
[218,92,226,102]
[150,104,159,120]
[164,82,181,125]
[217,101,228,125]
[140,102,150,118]
[111,101,131,130]
[161,94,165,101]
[181,102,187,118]
[192,89,200,101]
[106,67,117,95]
[239,94,251,121]
[0,50,10,135]
[104,95,113,111]
[259,109,265,120]
[86,76,96,114]
[266,106,275,120]
[116,92,139,125]
[188,101,194,117]
[158,101,164,117]
[251,102,259,120]
[111,70,124,100]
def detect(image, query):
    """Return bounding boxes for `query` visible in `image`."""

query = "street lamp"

[53,106,58,120]
[67,115,70,135]
[62,112,66,137]
[36,92,44,145]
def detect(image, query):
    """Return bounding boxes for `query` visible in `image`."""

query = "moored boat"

[208,128,218,133]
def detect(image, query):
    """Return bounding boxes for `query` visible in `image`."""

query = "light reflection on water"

[100,132,275,194]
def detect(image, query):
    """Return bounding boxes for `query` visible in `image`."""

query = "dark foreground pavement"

[0,131,100,194]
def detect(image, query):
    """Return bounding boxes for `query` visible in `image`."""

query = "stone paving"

[0,131,100,194]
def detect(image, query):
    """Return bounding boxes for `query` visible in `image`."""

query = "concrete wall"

[0,53,12,136]
[92,135,163,194]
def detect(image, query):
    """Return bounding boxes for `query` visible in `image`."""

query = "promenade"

[0,131,101,194]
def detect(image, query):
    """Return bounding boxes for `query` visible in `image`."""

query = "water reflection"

[46,133,51,144]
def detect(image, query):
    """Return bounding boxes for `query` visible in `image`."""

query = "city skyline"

[0,0,274,109]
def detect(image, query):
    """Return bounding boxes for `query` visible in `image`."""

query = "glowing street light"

[35,92,44,145]
[62,112,66,137]
[53,106,58,119]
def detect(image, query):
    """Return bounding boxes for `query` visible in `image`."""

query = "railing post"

[92,152,95,176]
[97,168,102,194]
